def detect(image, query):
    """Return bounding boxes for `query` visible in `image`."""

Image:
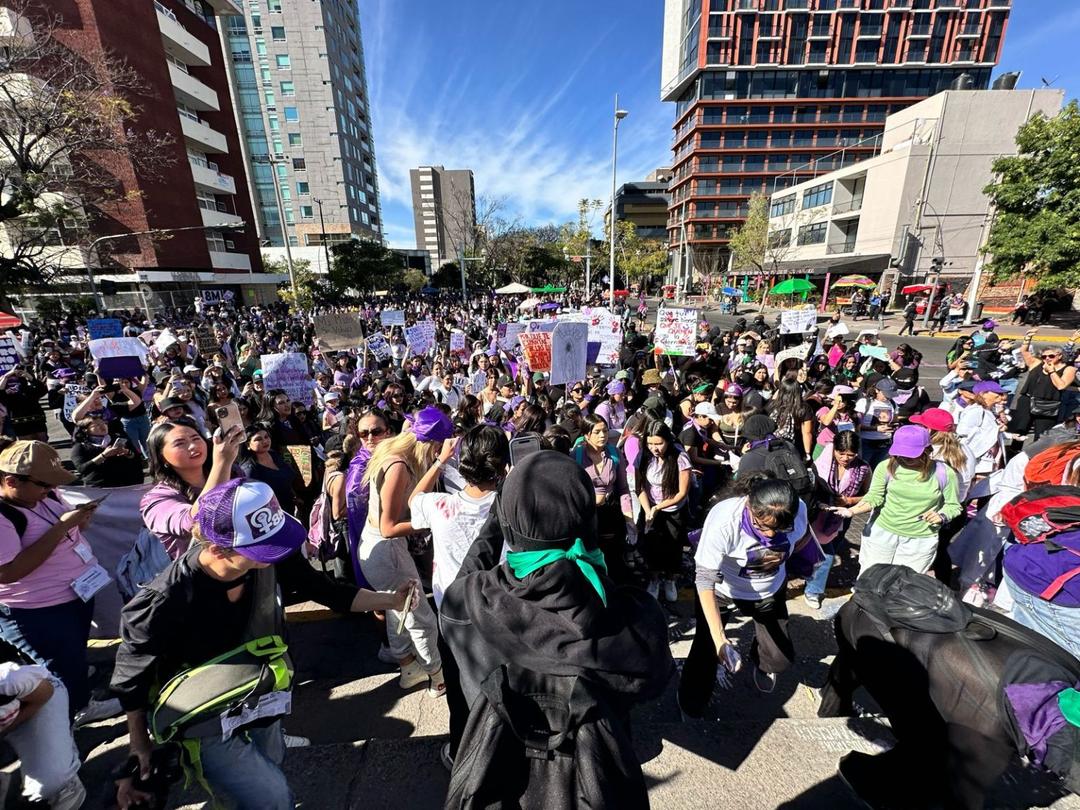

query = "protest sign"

[193,325,219,357]
[581,307,622,366]
[380,310,405,327]
[469,370,488,395]
[497,322,526,352]
[286,445,313,487]
[404,320,436,356]
[550,322,588,386]
[98,356,146,380]
[824,321,850,340]
[155,330,179,354]
[316,312,364,351]
[87,319,122,340]
[200,289,234,305]
[775,344,813,368]
[653,307,697,357]
[89,337,149,362]
[261,352,312,407]
[780,308,818,335]
[449,331,467,358]
[62,385,88,422]
[528,320,558,333]
[0,338,19,374]
[366,332,391,362]
[518,331,553,372]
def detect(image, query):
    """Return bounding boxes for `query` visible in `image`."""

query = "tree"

[982,100,1080,287]
[430,262,460,290]
[327,238,401,298]
[402,268,427,292]
[616,221,669,291]
[729,192,809,310]
[0,1,174,302]
[268,256,320,310]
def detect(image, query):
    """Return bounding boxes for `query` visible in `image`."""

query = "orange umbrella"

[0,312,21,330]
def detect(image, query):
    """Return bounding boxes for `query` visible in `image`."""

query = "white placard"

[550,322,588,386]
[261,352,312,407]
[780,308,818,335]
[0,338,18,374]
[380,310,405,327]
[88,337,150,361]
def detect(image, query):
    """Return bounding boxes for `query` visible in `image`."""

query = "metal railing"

[833,196,864,214]
[827,241,857,254]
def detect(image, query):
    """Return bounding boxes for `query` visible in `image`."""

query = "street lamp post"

[458,243,487,309]
[86,221,245,316]
[312,197,332,275]
[609,95,629,311]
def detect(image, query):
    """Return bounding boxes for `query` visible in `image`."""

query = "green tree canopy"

[328,239,402,298]
[983,100,1080,287]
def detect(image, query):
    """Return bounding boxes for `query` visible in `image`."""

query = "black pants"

[642,507,686,578]
[677,589,794,718]
[596,501,629,586]
[897,317,915,336]
[436,621,468,759]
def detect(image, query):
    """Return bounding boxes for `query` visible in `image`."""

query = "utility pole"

[313,197,332,275]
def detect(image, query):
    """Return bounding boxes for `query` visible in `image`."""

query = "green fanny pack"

[149,634,293,744]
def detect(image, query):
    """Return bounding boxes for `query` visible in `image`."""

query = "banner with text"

[780,307,818,335]
[404,320,437,356]
[261,352,312,407]
[316,312,364,351]
[87,319,123,340]
[518,331,553,372]
[654,307,697,357]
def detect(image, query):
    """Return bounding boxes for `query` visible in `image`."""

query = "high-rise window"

[271,26,286,41]
[287,133,302,146]
[283,106,298,122]
[802,182,833,209]
[276,54,291,69]
[280,81,294,96]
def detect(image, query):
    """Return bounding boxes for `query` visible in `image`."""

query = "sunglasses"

[1041,354,1060,360]
[571,387,583,393]
[358,426,388,439]
[17,475,54,489]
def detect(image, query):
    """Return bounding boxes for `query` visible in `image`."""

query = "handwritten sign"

[654,307,697,357]
[365,332,391,362]
[200,289,234,305]
[780,308,818,335]
[582,307,622,367]
[380,310,405,327]
[469,370,489,395]
[550,322,588,386]
[404,320,436,356]
[0,338,19,374]
[87,319,122,340]
[261,352,312,407]
[62,384,89,422]
[88,337,149,362]
[518,332,553,372]
[449,331,467,358]
[316,313,364,351]
[497,322,525,352]
[286,445,313,487]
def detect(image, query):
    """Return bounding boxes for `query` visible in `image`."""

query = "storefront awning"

[767,254,892,278]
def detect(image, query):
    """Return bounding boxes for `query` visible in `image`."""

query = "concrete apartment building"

[223,0,381,276]
[3,0,273,312]
[606,180,673,241]
[660,0,1011,289]
[765,87,1064,310]
[410,166,476,271]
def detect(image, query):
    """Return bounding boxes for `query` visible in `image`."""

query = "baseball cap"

[252,369,264,379]
[742,414,777,441]
[724,384,745,398]
[693,402,721,421]
[532,371,547,383]
[874,378,898,398]
[614,370,631,381]
[158,396,187,412]
[0,441,75,486]
[982,319,997,330]
[183,365,201,374]
[830,384,857,397]
[957,379,979,393]
[642,395,667,414]
[606,380,627,395]
[890,425,930,459]
[497,375,513,388]
[910,408,955,432]
[324,391,341,402]
[407,406,454,443]
[197,479,306,563]
[973,380,1006,395]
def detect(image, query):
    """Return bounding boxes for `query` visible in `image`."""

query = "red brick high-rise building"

[660,0,1011,284]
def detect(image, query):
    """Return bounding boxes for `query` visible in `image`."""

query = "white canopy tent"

[495,282,530,295]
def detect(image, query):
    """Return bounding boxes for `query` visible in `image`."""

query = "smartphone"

[113,437,128,451]
[509,435,542,467]
[86,494,110,507]
[396,582,417,634]
[214,401,244,435]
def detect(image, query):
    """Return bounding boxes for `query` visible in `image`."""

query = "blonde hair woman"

[911,408,976,502]
[360,407,452,696]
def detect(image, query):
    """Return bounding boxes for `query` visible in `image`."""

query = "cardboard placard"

[518,332,553,372]
[155,330,178,353]
[379,310,405,327]
[582,307,622,367]
[780,308,818,335]
[97,356,146,380]
[497,322,526,353]
[286,444,313,487]
[62,385,88,422]
[0,338,18,374]
[654,307,697,357]
[365,332,391,362]
[404,320,436,356]
[469,370,489,395]
[194,325,218,357]
[89,337,150,364]
[449,331,467,358]
[87,319,122,340]
[261,352,312,407]
[550,322,588,386]
[316,313,364,351]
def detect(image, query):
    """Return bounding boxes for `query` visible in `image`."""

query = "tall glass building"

[660,0,1011,274]
[223,0,381,253]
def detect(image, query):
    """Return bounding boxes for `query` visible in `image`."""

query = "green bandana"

[693,383,712,394]
[506,538,608,607]
[1059,687,1080,728]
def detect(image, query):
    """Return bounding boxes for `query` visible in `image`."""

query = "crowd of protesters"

[0,289,1076,810]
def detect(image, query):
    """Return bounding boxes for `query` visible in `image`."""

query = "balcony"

[735,0,757,10]
[827,240,858,254]
[907,24,931,37]
[202,0,242,14]
[833,195,863,214]
[199,204,242,228]
[189,158,236,195]
[168,62,219,111]
[180,112,227,153]
[209,251,251,271]
[155,2,210,67]
[956,25,981,37]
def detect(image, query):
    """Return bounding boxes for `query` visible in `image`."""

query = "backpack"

[307,471,347,564]
[0,492,61,539]
[761,439,815,500]
[445,664,648,810]
[999,485,1080,601]
[1023,442,1080,489]
[115,528,172,603]
[853,563,972,641]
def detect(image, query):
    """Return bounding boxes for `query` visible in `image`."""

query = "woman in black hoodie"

[440,451,673,809]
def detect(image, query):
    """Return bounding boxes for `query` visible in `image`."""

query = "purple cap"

[407,405,454,443]
[973,380,1005,395]
[509,394,526,409]
[198,478,307,563]
[333,371,352,386]
[983,319,997,330]
[605,380,627,395]
[889,425,930,459]
[723,384,744,398]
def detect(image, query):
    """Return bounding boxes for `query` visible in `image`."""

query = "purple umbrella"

[538,302,559,311]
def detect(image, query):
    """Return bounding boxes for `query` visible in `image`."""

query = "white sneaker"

[284,734,311,748]
[428,668,446,698]
[646,579,660,599]
[73,696,122,728]
[377,644,397,665]
[662,579,678,603]
[399,660,428,690]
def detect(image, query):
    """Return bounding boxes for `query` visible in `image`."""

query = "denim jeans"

[7,675,84,809]
[0,598,93,713]
[198,720,293,810]
[121,413,152,457]
[1004,571,1080,657]
[860,439,891,472]
[803,553,834,598]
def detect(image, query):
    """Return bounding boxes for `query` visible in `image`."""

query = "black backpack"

[0,493,61,540]
[445,664,648,810]
[760,438,816,501]
[853,563,971,640]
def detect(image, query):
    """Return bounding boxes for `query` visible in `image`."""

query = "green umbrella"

[530,285,567,294]
[768,278,815,296]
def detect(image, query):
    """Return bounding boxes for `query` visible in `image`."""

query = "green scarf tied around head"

[506,538,609,607]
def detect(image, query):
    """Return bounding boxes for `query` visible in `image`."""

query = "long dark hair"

[767,374,809,424]
[258,388,290,423]
[636,421,681,500]
[147,416,212,501]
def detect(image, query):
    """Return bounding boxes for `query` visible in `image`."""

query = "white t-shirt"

[410,490,497,608]
[695,496,809,601]
[855,397,895,441]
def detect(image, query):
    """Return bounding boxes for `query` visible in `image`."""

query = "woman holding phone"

[70,417,144,488]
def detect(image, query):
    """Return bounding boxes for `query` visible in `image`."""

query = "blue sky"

[360,0,1079,249]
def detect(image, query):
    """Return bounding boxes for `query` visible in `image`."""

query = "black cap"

[742,414,777,441]
[499,452,596,552]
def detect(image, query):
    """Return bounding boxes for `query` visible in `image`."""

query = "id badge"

[72,542,94,563]
[71,564,111,602]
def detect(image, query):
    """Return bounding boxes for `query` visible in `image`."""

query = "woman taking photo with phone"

[636,421,692,603]
[70,417,144,488]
